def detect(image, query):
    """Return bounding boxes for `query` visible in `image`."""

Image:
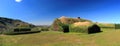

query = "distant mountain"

[0,17,35,33]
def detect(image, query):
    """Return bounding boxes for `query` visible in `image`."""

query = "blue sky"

[0,0,120,25]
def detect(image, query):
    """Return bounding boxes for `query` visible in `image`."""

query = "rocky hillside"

[0,17,35,32]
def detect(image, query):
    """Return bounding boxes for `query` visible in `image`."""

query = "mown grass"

[0,28,119,46]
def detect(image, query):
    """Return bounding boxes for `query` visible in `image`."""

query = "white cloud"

[15,0,22,3]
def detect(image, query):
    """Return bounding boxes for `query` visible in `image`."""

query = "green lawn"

[0,28,119,46]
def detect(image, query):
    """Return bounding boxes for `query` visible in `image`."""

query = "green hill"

[0,17,35,34]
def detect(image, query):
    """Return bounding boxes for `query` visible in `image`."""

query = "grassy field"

[0,28,119,46]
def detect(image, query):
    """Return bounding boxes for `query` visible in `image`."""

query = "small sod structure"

[14,28,31,32]
[88,24,101,34]
[115,24,120,29]
[3,27,41,35]
[62,24,69,33]
[70,22,101,34]
[50,16,101,34]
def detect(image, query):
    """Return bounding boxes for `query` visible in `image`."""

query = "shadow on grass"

[88,31,103,34]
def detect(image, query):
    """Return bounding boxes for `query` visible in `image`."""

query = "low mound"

[58,16,92,24]
[70,22,101,34]
[50,16,91,31]
[59,16,68,24]
[73,21,92,27]
[50,16,101,34]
